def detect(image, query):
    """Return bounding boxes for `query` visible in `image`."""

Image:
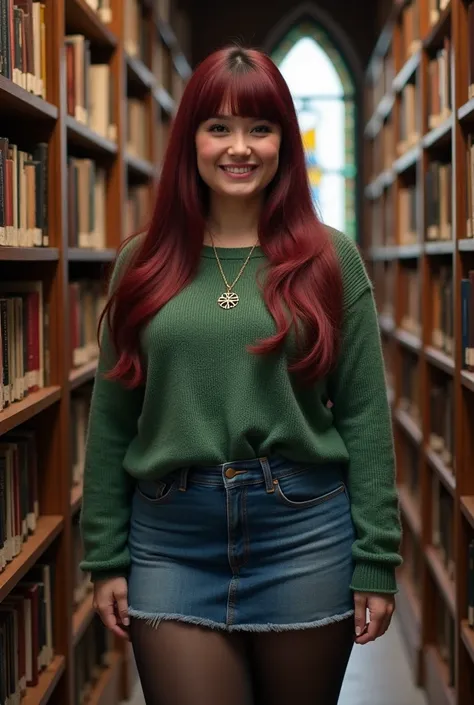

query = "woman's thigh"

[130,619,254,705]
[248,618,354,705]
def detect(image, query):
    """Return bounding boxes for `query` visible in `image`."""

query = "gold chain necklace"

[208,232,258,309]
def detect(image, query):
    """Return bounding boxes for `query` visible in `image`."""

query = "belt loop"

[178,467,189,492]
[259,457,275,493]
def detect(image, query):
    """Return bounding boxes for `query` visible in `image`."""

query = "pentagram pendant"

[218,291,239,309]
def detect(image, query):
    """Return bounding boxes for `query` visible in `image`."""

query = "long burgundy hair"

[102,45,343,387]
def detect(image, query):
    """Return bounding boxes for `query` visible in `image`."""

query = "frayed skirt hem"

[127,608,355,632]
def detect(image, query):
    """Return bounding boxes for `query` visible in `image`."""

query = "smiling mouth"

[219,165,259,174]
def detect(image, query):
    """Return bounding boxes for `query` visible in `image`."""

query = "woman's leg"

[249,618,354,705]
[130,619,254,705]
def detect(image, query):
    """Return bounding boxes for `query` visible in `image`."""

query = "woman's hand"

[353,591,395,645]
[93,577,130,640]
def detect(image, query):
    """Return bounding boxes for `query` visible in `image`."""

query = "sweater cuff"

[350,562,398,594]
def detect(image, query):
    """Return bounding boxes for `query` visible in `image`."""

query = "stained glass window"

[272,23,357,240]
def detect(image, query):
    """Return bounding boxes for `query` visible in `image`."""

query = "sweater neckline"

[201,244,266,260]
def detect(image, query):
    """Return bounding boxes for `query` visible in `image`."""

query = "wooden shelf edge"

[425,241,454,255]
[425,346,455,375]
[393,50,421,93]
[0,386,62,436]
[0,74,58,120]
[126,53,155,89]
[22,654,65,705]
[73,592,95,645]
[125,153,156,179]
[66,116,118,156]
[0,247,59,261]
[88,651,122,705]
[66,0,117,48]
[458,98,474,123]
[422,114,453,149]
[378,313,396,334]
[461,621,474,666]
[395,407,423,445]
[423,2,452,51]
[69,360,98,390]
[0,515,64,601]
[460,496,474,530]
[425,546,456,617]
[458,238,474,252]
[393,144,421,174]
[398,485,422,538]
[68,247,116,262]
[425,446,456,496]
[394,328,422,353]
[461,370,474,393]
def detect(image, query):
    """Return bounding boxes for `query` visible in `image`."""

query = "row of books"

[0,138,48,247]
[0,0,47,99]
[465,135,474,239]
[81,0,112,24]
[374,261,395,320]
[398,82,420,155]
[399,184,417,245]
[126,98,150,161]
[461,270,474,371]
[0,562,54,703]
[400,0,420,61]
[0,430,39,571]
[429,376,454,470]
[432,265,453,357]
[426,161,452,242]
[429,0,450,27]
[435,589,455,687]
[70,280,105,369]
[67,158,107,250]
[399,351,421,425]
[65,35,117,142]
[71,385,92,494]
[400,265,421,338]
[126,183,150,236]
[0,281,50,411]
[427,39,452,130]
[124,0,150,63]
[73,516,91,607]
[367,53,394,119]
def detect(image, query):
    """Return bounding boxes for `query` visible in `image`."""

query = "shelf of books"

[364,0,474,703]
[0,0,191,703]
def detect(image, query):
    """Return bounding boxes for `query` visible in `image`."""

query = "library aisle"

[1,0,474,704]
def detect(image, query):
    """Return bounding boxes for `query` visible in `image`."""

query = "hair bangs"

[193,62,287,127]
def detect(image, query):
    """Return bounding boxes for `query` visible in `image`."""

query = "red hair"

[102,46,343,387]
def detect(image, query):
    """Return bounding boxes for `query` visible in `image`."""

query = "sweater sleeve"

[328,272,402,594]
[80,244,145,582]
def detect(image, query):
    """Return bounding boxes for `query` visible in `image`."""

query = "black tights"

[130,617,354,705]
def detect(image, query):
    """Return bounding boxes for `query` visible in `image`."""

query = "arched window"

[271,21,357,240]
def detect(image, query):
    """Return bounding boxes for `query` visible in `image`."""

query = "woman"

[81,46,402,705]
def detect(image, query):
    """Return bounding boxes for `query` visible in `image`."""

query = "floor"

[127,616,427,705]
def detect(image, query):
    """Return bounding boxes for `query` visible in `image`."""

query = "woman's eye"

[252,125,272,134]
[208,124,228,133]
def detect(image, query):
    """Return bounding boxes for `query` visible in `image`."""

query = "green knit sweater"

[80,227,402,593]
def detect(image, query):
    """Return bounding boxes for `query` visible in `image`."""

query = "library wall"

[0,1,190,704]
[364,1,474,704]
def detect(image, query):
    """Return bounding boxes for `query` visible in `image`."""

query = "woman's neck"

[204,195,261,248]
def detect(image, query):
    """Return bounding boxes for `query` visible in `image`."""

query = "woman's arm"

[329,285,402,594]
[80,246,145,582]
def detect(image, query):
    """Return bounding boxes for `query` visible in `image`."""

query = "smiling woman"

[80,44,401,705]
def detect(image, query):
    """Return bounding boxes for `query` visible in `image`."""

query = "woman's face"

[195,114,281,200]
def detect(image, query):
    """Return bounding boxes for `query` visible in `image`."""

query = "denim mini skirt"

[127,455,355,632]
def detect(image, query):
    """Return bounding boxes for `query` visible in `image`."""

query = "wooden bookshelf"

[364,1,474,702]
[0,0,191,703]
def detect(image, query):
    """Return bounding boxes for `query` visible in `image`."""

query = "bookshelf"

[364,1,474,703]
[0,0,190,703]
